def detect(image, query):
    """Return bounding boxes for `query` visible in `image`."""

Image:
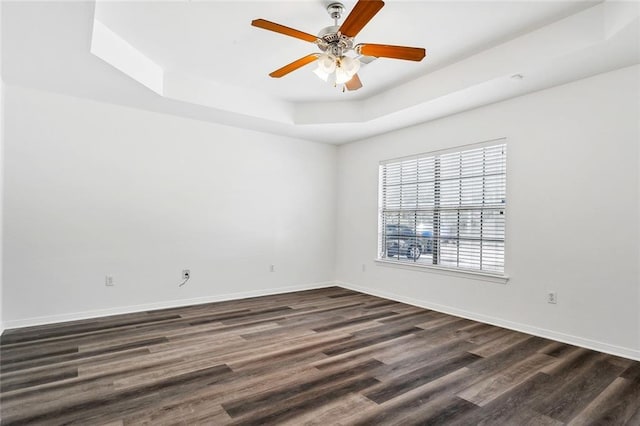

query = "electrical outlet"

[547,291,557,304]
[182,269,190,280]
[105,275,114,286]
[270,264,275,272]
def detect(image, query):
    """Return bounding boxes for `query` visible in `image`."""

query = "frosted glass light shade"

[312,54,361,86]
[335,67,351,84]
[340,56,360,75]
[313,67,330,81]
[317,54,336,74]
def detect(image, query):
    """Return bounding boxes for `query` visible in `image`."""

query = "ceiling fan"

[251,0,426,91]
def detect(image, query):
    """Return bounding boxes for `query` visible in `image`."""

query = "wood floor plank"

[468,329,531,358]
[456,352,558,406]
[370,334,472,369]
[223,360,383,424]
[365,351,481,404]
[567,376,640,426]
[312,333,417,370]
[1,286,639,425]
[280,393,377,426]
[349,367,476,425]
[1,337,168,373]
[537,358,625,422]
[0,367,78,393]
[448,372,556,425]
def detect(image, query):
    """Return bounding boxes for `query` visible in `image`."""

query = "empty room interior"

[1,0,639,424]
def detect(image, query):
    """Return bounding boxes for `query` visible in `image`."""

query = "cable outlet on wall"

[105,275,114,286]
[270,264,275,272]
[182,269,190,280]
[547,291,557,304]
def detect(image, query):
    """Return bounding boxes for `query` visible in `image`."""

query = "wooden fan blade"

[356,43,426,61]
[345,74,363,91]
[269,54,320,78]
[339,0,385,38]
[251,19,319,43]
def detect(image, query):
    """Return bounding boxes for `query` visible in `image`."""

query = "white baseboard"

[336,281,640,362]
[2,281,336,331]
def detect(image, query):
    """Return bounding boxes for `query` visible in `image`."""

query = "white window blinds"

[379,142,506,274]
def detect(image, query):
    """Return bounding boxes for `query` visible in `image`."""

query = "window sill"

[374,259,509,284]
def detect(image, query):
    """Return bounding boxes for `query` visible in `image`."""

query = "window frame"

[377,138,508,281]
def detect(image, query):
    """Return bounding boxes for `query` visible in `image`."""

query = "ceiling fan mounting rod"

[317,3,353,57]
[327,2,345,25]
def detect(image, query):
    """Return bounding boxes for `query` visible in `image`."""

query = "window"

[378,141,506,274]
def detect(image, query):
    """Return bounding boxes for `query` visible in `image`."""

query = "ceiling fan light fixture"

[340,55,360,75]
[314,54,361,86]
[317,53,337,73]
[313,67,330,81]
[335,67,351,85]
[313,53,336,81]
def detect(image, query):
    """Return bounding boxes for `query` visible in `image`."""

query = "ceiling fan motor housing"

[316,2,355,57]
[317,26,354,57]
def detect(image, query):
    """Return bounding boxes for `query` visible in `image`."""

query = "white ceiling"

[92,0,598,102]
[2,1,639,144]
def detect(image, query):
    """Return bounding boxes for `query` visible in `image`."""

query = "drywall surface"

[1,1,4,334]
[3,85,336,326]
[0,79,3,334]
[336,65,640,357]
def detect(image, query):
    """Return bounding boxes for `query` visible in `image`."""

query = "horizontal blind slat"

[379,143,506,273]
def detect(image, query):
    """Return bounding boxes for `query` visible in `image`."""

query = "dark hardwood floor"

[1,287,639,425]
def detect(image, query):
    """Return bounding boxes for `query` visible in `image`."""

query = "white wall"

[1,0,4,332]
[3,67,639,361]
[2,85,336,327]
[0,79,4,334]
[336,65,640,359]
